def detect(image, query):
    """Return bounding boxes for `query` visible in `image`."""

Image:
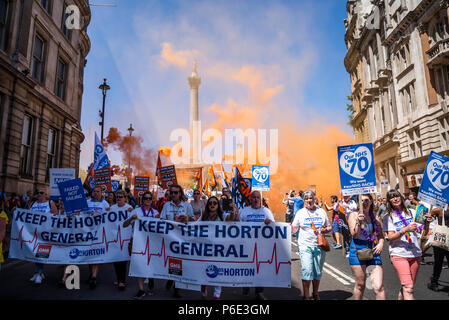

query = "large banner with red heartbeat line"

[129,218,292,287]
[9,209,133,264]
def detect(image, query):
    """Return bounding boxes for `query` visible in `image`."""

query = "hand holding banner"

[129,218,291,288]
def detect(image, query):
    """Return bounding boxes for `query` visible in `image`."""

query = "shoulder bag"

[306,210,330,252]
[352,241,374,261]
[427,213,449,251]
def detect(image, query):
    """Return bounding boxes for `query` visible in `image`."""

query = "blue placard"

[418,151,449,209]
[111,180,120,193]
[49,168,75,200]
[337,143,377,196]
[251,165,270,191]
[57,178,89,215]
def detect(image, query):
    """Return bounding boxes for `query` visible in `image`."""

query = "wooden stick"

[421,204,433,254]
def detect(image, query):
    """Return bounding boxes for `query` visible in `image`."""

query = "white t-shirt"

[382,209,422,258]
[86,199,109,214]
[292,207,330,247]
[110,203,133,217]
[30,201,52,213]
[341,200,358,218]
[129,206,159,228]
[160,201,194,221]
[238,206,275,223]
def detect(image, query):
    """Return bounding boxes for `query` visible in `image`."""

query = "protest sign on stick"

[134,176,150,198]
[57,178,88,215]
[160,165,177,189]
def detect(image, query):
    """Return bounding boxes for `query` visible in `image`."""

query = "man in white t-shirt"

[160,188,195,223]
[237,191,274,300]
[86,186,110,215]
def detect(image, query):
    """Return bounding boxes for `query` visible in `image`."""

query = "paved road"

[0,235,448,300]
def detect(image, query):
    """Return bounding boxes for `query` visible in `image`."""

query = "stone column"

[188,60,201,164]
[367,104,376,141]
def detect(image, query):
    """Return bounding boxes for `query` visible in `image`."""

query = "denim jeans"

[34,263,44,274]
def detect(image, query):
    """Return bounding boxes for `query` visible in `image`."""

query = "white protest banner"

[9,208,133,264]
[129,218,291,288]
[50,168,75,200]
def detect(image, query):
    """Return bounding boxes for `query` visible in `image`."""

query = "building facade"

[0,0,91,196]
[345,0,449,196]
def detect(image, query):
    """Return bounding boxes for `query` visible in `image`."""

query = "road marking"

[323,263,355,283]
[322,266,351,286]
[291,241,298,247]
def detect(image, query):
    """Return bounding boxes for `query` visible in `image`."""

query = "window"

[55,58,67,100]
[20,115,34,177]
[408,128,422,159]
[46,128,58,179]
[439,116,449,149]
[61,3,71,39]
[0,0,9,51]
[402,83,416,114]
[32,35,45,83]
[40,0,51,13]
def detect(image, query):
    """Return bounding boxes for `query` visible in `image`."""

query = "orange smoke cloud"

[203,64,354,220]
[158,146,172,157]
[104,127,158,179]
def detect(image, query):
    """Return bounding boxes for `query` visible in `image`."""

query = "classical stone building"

[0,0,91,196]
[345,0,449,196]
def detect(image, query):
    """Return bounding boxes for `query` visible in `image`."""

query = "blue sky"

[79,0,352,169]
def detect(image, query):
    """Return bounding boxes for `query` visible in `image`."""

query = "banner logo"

[168,258,182,275]
[36,244,52,258]
[427,159,449,192]
[69,247,106,259]
[206,265,219,278]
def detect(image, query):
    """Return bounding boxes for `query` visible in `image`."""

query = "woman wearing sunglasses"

[197,196,226,299]
[109,190,134,291]
[124,191,158,299]
[382,189,430,300]
[348,193,386,300]
[190,189,206,221]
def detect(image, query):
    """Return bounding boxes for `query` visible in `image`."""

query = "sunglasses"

[194,193,200,195]
[170,191,179,195]
[117,196,125,199]
[143,197,152,200]
[209,202,218,206]
[38,191,45,195]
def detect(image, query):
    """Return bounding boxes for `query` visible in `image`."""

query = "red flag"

[83,163,94,191]
[156,152,162,185]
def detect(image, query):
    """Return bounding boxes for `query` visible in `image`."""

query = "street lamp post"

[127,124,134,188]
[98,78,110,144]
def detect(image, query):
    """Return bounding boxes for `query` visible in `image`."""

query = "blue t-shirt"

[292,197,304,216]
